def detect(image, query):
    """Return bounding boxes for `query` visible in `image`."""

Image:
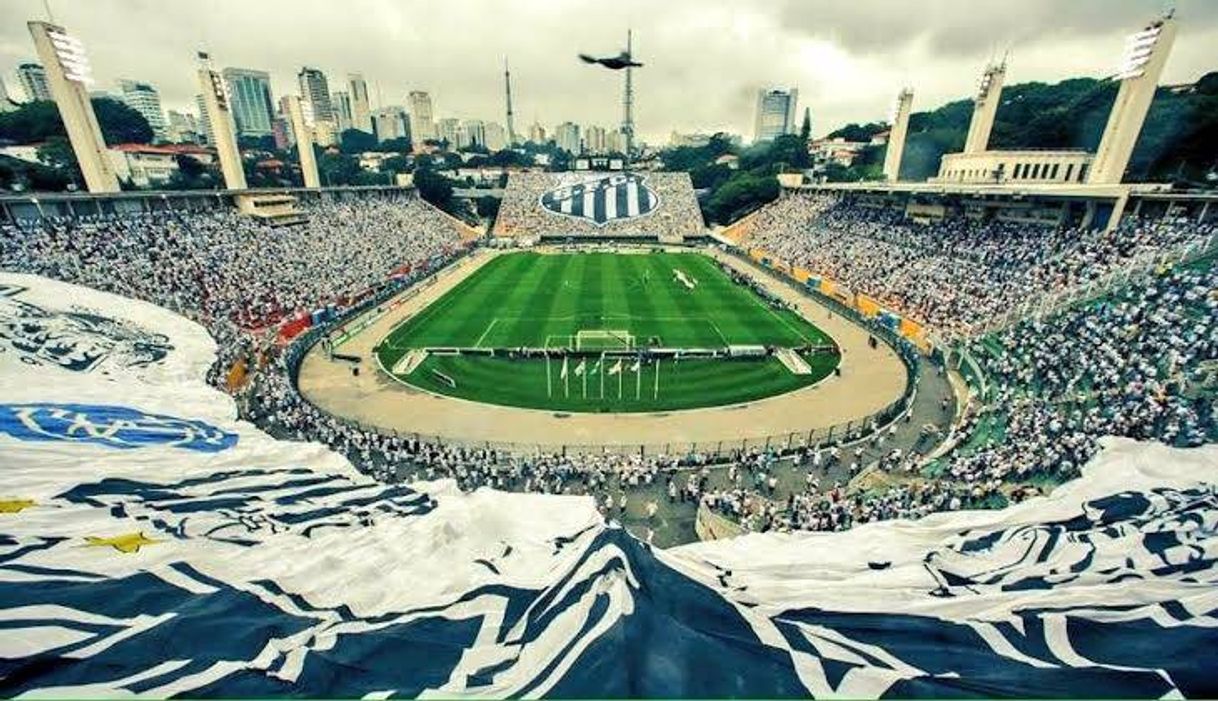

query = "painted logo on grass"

[539,173,659,226]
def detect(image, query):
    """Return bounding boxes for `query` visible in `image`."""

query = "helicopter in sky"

[578,50,643,70]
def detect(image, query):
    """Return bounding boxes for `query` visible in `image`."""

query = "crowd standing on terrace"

[1,188,1214,541]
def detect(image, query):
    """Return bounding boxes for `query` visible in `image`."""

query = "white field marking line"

[705,318,731,346]
[742,285,811,344]
[383,254,507,350]
[473,318,500,348]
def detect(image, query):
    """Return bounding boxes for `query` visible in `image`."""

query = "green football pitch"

[375,251,839,412]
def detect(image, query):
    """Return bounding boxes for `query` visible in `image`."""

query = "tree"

[825,122,887,142]
[380,154,411,174]
[238,134,276,151]
[91,98,154,144]
[0,97,152,146]
[800,107,812,142]
[376,136,411,153]
[317,151,364,186]
[340,128,377,154]
[488,149,531,167]
[703,173,779,224]
[0,154,72,192]
[476,195,500,220]
[36,137,78,171]
[414,166,455,210]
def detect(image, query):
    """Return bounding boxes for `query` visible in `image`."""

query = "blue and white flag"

[539,173,658,226]
[1,272,1217,698]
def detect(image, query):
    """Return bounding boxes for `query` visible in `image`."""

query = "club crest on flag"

[0,402,238,453]
[539,173,659,226]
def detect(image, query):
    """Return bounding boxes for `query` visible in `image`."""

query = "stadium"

[1,4,1217,699]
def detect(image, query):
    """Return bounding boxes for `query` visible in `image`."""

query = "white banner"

[1,272,1215,698]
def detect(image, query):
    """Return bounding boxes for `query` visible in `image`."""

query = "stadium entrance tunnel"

[371,250,841,413]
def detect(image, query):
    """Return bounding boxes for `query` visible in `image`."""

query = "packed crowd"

[493,172,704,239]
[938,261,1217,481]
[4,188,1212,542]
[746,193,1216,335]
[0,193,470,383]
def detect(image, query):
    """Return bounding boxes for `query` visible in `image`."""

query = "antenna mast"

[622,29,635,162]
[504,57,517,147]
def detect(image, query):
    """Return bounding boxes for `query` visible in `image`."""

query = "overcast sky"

[1,0,1216,144]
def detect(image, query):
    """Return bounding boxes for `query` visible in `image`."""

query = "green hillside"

[831,72,1218,185]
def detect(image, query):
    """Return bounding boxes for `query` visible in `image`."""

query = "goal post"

[575,329,635,351]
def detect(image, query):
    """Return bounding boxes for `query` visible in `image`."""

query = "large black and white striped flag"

[540,173,658,226]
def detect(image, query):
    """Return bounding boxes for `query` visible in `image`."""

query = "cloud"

[0,0,1214,145]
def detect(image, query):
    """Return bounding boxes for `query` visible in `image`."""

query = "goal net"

[575,329,635,351]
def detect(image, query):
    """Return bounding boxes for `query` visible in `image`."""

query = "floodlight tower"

[963,59,1006,153]
[883,88,914,182]
[285,95,320,188]
[195,51,246,190]
[504,57,517,147]
[621,29,635,162]
[1088,12,1178,184]
[28,21,119,193]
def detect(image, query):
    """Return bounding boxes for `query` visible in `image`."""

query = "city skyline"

[0,0,1217,145]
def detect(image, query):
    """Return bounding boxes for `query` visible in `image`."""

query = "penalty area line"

[473,318,500,348]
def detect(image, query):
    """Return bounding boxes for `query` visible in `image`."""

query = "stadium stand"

[3,185,1213,542]
[1,192,470,388]
[695,193,1217,533]
[493,171,703,241]
[744,192,1216,335]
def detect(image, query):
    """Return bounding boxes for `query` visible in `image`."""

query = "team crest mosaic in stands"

[539,173,660,226]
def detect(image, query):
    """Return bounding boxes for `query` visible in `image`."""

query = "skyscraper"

[463,119,486,149]
[527,121,546,144]
[407,91,435,147]
[555,122,580,154]
[606,129,624,154]
[16,62,51,102]
[436,117,460,147]
[221,68,274,137]
[348,73,372,133]
[584,125,607,154]
[484,122,507,151]
[0,77,18,113]
[118,79,168,141]
[297,67,333,122]
[166,109,201,143]
[753,88,798,142]
[194,94,214,145]
[274,96,296,149]
[332,90,352,132]
[371,107,408,143]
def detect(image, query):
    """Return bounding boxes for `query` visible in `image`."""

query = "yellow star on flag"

[0,499,35,514]
[85,532,160,554]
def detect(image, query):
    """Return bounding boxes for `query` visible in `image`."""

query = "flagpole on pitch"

[600,351,605,399]
[546,353,552,398]
[653,357,660,400]
[636,356,642,400]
